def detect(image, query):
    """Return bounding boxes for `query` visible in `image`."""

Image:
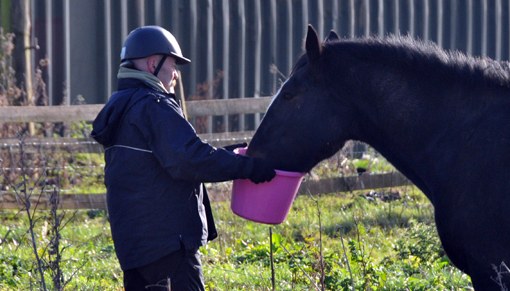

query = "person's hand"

[223,142,248,152]
[249,158,276,184]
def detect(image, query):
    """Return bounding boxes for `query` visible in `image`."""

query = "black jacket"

[91,78,253,270]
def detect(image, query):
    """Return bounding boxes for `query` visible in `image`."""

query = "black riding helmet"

[120,26,190,75]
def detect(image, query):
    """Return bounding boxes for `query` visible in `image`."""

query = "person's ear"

[148,57,157,74]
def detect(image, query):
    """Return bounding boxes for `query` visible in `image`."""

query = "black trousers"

[123,246,205,291]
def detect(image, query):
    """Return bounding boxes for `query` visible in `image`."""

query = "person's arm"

[142,97,254,182]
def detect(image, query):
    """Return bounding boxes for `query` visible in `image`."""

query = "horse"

[247,25,510,290]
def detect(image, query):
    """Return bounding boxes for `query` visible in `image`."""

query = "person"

[91,26,276,291]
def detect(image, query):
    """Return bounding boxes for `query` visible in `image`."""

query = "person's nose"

[173,70,179,81]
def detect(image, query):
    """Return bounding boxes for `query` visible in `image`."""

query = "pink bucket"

[231,148,305,224]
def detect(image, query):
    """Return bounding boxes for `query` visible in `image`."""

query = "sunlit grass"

[0,210,122,290]
[202,187,471,290]
[0,173,472,290]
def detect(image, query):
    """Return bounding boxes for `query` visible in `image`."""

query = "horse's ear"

[325,30,340,42]
[306,25,322,63]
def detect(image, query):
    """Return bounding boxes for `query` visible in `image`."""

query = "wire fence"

[0,133,410,210]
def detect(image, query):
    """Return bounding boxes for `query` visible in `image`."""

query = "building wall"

[70,0,105,105]
[26,0,510,131]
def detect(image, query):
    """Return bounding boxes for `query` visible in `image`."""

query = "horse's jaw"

[246,148,318,173]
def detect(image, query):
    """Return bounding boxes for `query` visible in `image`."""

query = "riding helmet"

[120,26,191,65]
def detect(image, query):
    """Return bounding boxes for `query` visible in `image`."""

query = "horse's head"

[248,26,357,172]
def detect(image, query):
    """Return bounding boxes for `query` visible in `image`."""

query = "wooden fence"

[0,98,413,209]
[0,97,274,122]
[0,97,273,149]
[0,172,411,210]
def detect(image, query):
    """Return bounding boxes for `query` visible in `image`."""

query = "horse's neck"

[339,48,510,200]
[354,83,477,199]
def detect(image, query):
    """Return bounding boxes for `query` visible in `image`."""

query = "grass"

[201,188,472,290]
[0,209,120,290]
[0,187,474,290]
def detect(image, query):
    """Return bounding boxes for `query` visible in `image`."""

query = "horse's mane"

[322,36,510,89]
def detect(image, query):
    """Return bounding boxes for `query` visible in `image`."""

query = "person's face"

[152,55,178,91]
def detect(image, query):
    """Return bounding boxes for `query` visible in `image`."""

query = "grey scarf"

[117,67,168,94]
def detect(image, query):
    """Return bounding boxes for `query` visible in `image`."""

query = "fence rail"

[0,97,273,149]
[0,97,274,123]
[0,172,411,210]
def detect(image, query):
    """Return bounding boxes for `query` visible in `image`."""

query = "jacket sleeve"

[139,96,254,182]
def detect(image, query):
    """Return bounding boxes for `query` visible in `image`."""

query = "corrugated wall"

[30,0,510,132]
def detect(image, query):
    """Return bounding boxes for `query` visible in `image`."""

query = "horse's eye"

[281,92,293,100]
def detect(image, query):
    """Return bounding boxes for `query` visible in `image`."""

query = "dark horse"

[248,25,510,290]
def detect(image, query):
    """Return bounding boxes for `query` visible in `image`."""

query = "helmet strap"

[153,55,168,77]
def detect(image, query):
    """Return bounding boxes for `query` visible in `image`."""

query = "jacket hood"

[90,89,138,147]
[91,77,160,147]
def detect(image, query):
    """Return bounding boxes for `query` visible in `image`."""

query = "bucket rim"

[275,169,306,177]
